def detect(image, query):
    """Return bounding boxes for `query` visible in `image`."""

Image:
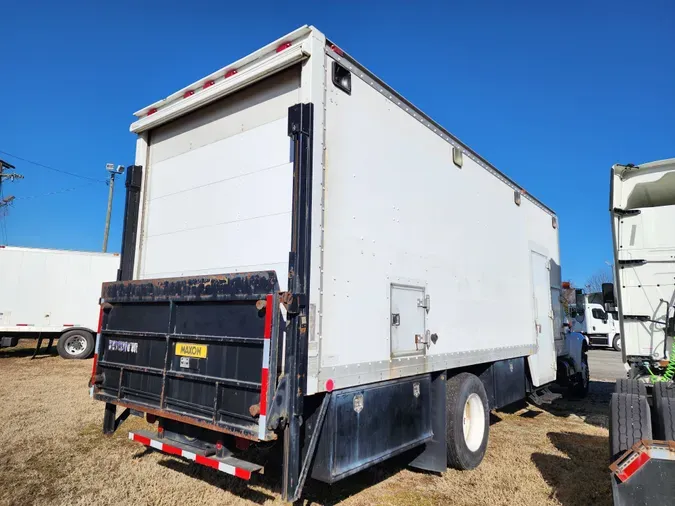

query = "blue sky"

[1,1,673,286]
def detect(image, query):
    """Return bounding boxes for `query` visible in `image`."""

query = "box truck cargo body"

[92,26,587,500]
[0,246,120,359]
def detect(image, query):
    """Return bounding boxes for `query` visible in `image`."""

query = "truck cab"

[569,290,621,351]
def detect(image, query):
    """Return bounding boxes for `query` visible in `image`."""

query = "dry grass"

[0,343,612,506]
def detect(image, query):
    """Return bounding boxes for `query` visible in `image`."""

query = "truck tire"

[615,378,647,397]
[57,330,95,359]
[609,393,652,462]
[653,381,675,440]
[446,372,489,470]
[612,334,622,352]
[570,352,590,398]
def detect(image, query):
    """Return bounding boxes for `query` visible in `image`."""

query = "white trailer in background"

[605,158,675,505]
[90,26,588,501]
[0,246,120,359]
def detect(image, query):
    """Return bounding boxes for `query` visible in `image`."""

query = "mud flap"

[409,370,447,473]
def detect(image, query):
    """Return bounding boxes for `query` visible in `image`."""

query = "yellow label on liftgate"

[175,343,207,358]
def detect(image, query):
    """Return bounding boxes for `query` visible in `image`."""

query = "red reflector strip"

[203,80,214,89]
[16,324,32,327]
[63,323,74,327]
[258,293,274,439]
[260,368,269,416]
[330,44,344,56]
[147,108,157,116]
[183,90,194,98]
[97,306,104,333]
[131,433,151,447]
[276,42,292,53]
[224,69,237,79]
[263,294,273,339]
[128,432,253,480]
[616,451,651,483]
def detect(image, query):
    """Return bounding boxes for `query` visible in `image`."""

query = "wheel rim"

[64,334,87,356]
[462,393,485,452]
[615,337,622,351]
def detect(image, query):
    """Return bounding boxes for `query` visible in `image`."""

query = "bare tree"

[585,267,613,294]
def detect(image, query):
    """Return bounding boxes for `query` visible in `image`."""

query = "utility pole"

[0,159,22,245]
[0,159,23,209]
[102,163,124,252]
[0,159,24,195]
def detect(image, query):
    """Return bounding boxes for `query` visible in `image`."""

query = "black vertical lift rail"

[103,164,142,433]
[282,103,314,501]
[118,164,143,282]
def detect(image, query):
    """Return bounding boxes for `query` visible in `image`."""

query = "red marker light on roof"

[330,44,344,56]
[147,108,157,116]
[224,69,237,79]
[183,90,194,99]
[203,80,214,89]
[276,42,292,53]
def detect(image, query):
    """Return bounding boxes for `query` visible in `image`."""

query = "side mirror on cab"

[602,283,615,305]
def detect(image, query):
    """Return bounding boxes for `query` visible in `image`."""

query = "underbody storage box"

[310,375,433,483]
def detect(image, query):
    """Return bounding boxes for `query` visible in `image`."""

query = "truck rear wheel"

[446,372,489,470]
[57,330,95,359]
[570,352,590,398]
[612,334,622,352]
[653,382,675,440]
[609,393,652,462]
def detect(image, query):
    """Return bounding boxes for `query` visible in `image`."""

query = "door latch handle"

[417,295,431,313]
[391,313,400,326]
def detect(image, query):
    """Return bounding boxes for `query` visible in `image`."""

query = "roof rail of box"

[130,25,313,134]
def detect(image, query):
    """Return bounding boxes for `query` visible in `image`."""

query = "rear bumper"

[128,430,261,480]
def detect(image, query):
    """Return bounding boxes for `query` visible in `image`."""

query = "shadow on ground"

[532,431,611,506]
[539,380,614,429]
[155,448,416,506]
[0,345,59,359]
[143,405,518,505]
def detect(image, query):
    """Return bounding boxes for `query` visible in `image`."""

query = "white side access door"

[528,250,557,386]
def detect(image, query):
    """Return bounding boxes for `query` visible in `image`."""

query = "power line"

[0,150,106,183]
[14,181,100,200]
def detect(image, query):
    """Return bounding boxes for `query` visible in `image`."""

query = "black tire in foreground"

[653,381,675,441]
[57,329,95,359]
[615,378,647,397]
[609,392,652,462]
[446,372,489,471]
[570,352,590,398]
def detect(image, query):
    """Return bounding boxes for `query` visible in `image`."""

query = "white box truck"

[0,246,120,359]
[90,26,588,501]
[604,158,675,504]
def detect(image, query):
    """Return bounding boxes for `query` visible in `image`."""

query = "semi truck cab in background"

[605,158,675,505]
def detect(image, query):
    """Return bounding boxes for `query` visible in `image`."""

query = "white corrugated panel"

[138,66,301,291]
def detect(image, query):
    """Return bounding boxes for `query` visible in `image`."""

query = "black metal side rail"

[96,359,263,390]
[101,329,263,345]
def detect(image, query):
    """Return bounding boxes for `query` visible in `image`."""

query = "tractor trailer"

[90,26,588,501]
[0,246,120,359]
[605,158,675,505]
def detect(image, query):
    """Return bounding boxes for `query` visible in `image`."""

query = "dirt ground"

[0,343,613,506]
